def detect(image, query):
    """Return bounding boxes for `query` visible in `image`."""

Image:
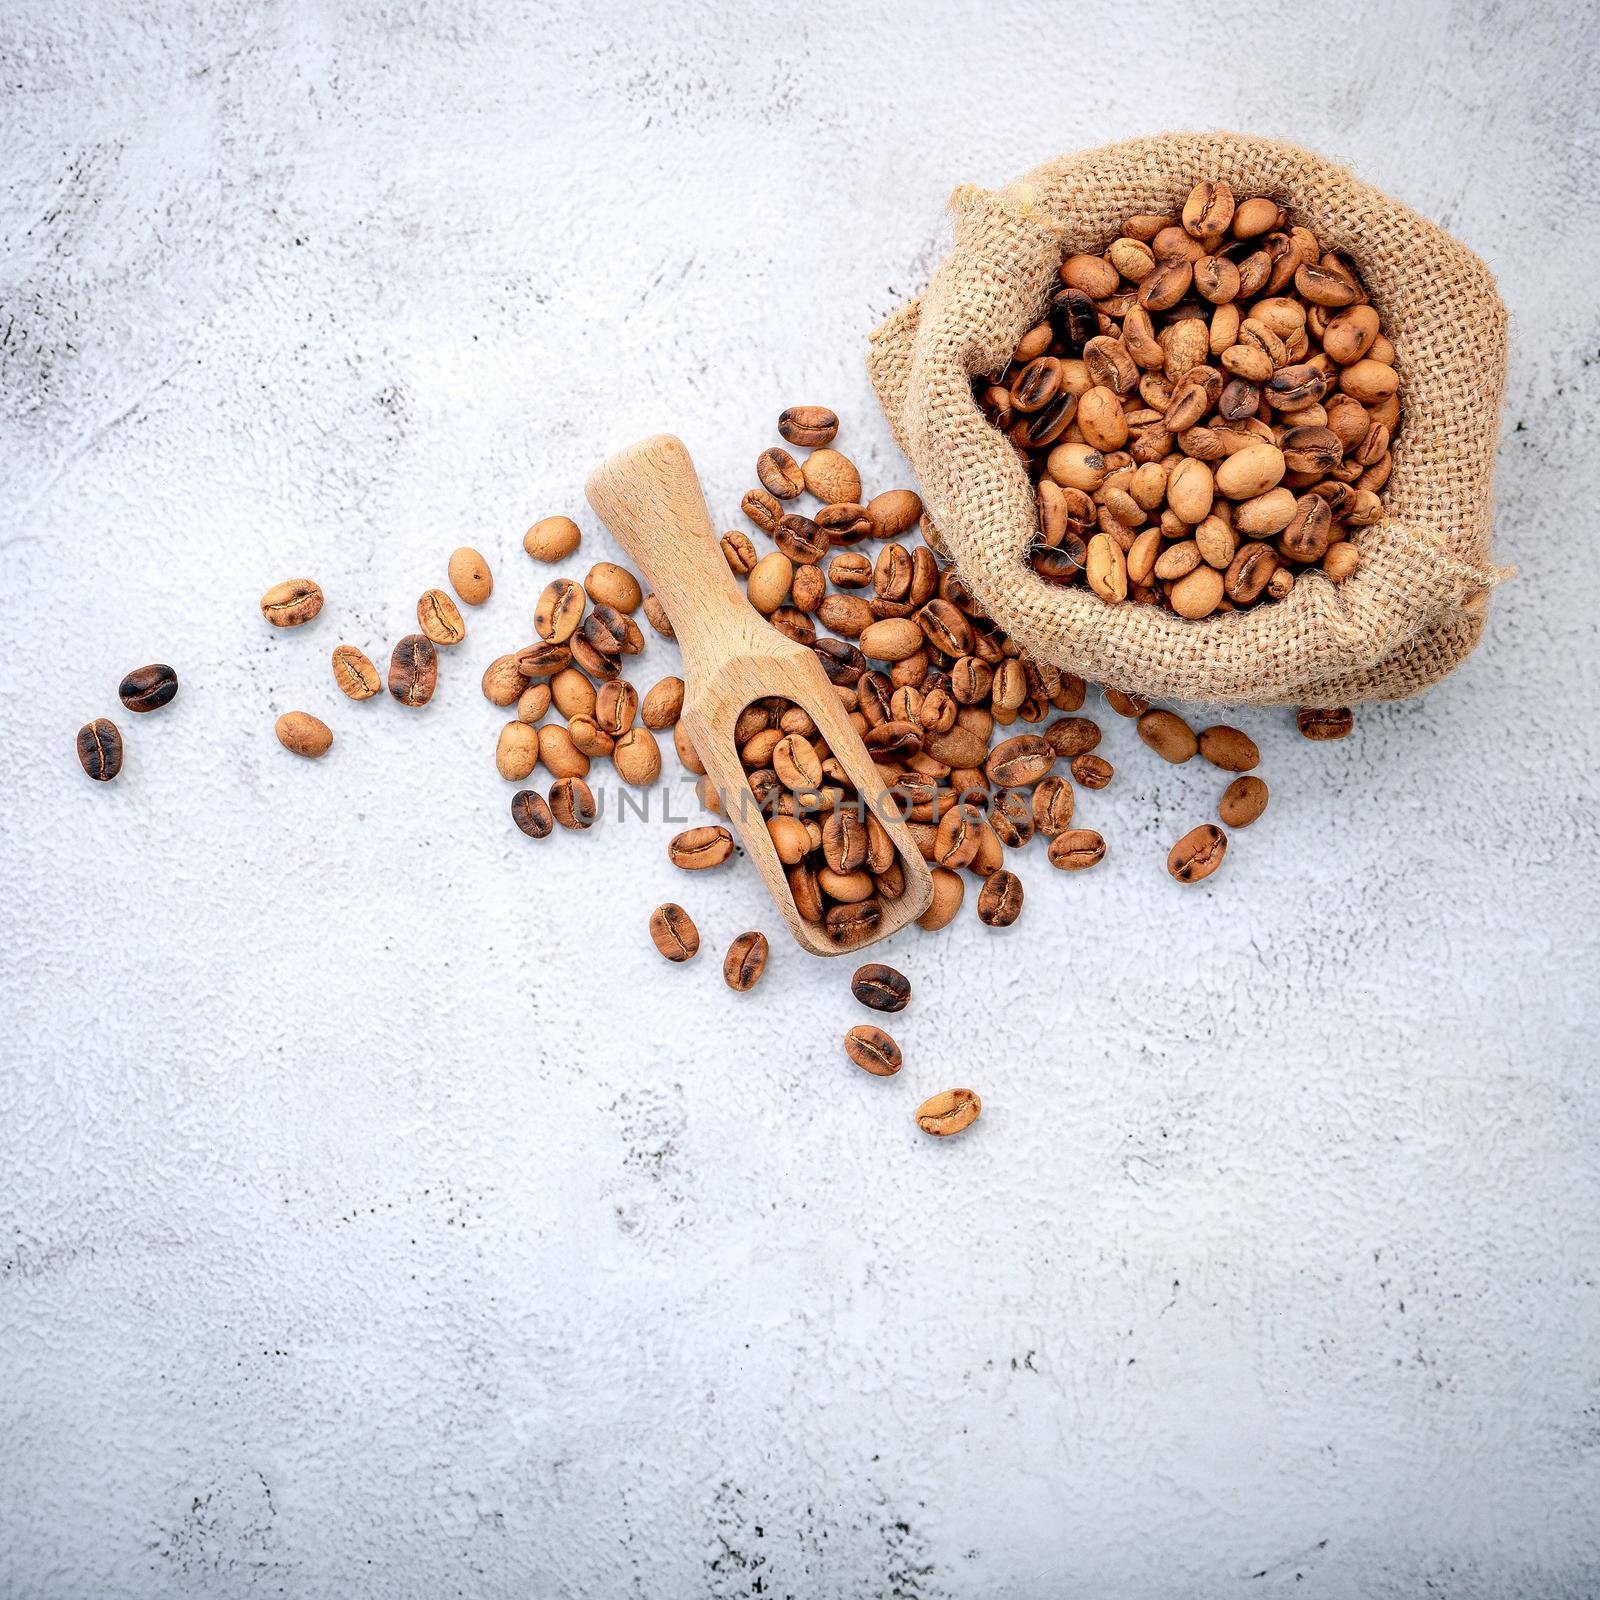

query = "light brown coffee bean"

[670,824,735,869]
[916,868,964,932]
[585,562,643,613]
[1182,179,1234,243]
[1198,725,1260,771]
[778,406,839,448]
[829,551,873,588]
[496,720,541,780]
[746,551,793,615]
[1032,775,1076,834]
[867,489,923,539]
[549,775,596,830]
[516,683,551,724]
[641,677,684,730]
[1086,533,1128,603]
[388,634,437,706]
[532,578,584,643]
[593,679,638,737]
[1218,775,1269,827]
[641,593,674,637]
[538,723,590,779]
[722,931,769,992]
[985,733,1054,787]
[976,870,1023,927]
[1170,564,1225,619]
[1214,443,1285,499]
[482,654,525,706]
[331,645,381,700]
[511,788,554,838]
[916,1088,981,1137]
[1137,709,1198,763]
[802,448,861,505]
[516,642,573,679]
[275,710,332,759]
[417,588,465,645]
[448,546,493,605]
[524,516,582,562]
[1168,823,1227,883]
[1296,706,1354,740]
[613,727,662,786]
[846,1024,902,1076]
[1071,753,1113,789]
[1323,541,1360,583]
[1047,829,1106,870]
[261,578,323,627]
[822,809,869,874]
[859,618,924,662]
[741,488,783,533]
[649,903,699,962]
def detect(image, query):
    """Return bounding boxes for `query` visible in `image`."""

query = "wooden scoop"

[585,434,933,956]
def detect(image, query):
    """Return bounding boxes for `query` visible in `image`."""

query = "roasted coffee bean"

[1137,709,1198,763]
[260,578,323,627]
[1197,725,1259,771]
[540,724,590,778]
[614,728,661,786]
[1168,823,1227,883]
[274,711,331,760]
[1070,753,1113,789]
[916,1088,981,1137]
[1224,543,1277,605]
[851,962,910,1013]
[1297,705,1354,740]
[778,405,839,448]
[757,447,806,499]
[868,490,924,539]
[1103,688,1147,718]
[1047,828,1106,870]
[1045,716,1102,757]
[977,870,1023,927]
[511,789,553,838]
[594,679,638,737]
[496,721,541,780]
[830,551,874,588]
[77,717,123,780]
[670,824,735,869]
[723,931,769,992]
[388,634,437,706]
[642,592,675,637]
[649,903,699,962]
[1031,542,1086,585]
[1182,179,1234,244]
[418,588,466,645]
[816,502,874,542]
[802,448,862,505]
[1218,775,1269,827]
[1012,356,1064,413]
[813,637,866,685]
[822,808,869,873]
[549,776,597,830]
[723,529,760,574]
[985,733,1054,787]
[1014,391,1078,450]
[826,899,882,944]
[990,789,1035,848]
[448,546,493,605]
[775,514,829,564]
[330,645,381,700]
[742,487,783,533]
[482,654,525,707]
[535,578,587,642]
[524,515,581,561]
[1049,286,1099,353]
[846,1024,902,1076]
[119,663,178,712]
[516,641,572,679]
[641,676,684,730]
[1032,775,1076,835]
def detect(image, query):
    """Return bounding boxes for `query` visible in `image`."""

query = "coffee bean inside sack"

[974,179,1400,618]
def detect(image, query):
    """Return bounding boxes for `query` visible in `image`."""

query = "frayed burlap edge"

[868,132,1509,707]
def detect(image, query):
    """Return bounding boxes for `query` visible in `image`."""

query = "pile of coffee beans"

[973,180,1400,617]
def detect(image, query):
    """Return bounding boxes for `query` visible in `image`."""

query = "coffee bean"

[1197,725,1259,771]
[985,733,1055,787]
[1182,179,1234,244]
[851,962,910,1013]
[550,776,597,830]
[822,809,868,873]
[1045,717,1102,757]
[916,1088,981,1137]
[641,677,684,730]
[670,825,735,869]
[1218,775,1269,828]
[724,931,770,992]
[757,447,805,499]
[642,594,675,636]
[76,717,123,780]
[523,516,581,562]
[778,406,839,448]
[511,789,553,837]
[1070,753,1113,789]
[418,588,466,645]
[260,578,323,627]
[867,490,923,539]
[1103,689,1147,718]
[816,502,874,542]
[845,1024,902,1076]
[118,663,178,712]
[1032,775,1076,834]
[649,903,699,962]
[540,724,589,778]
[275,710,332,759]
[826,898,882,944]
[482,655,525,707]
[1047,829,1106,870]
[331,645,381,700]
[594,679,638,737]
[1297,706,1354,740]
[802,448,861,505]
[742,488,783,533]
[448,546,493,605]
[977,870,1023,927]
[990,789,1034,847]
[536,578,587,642]
[496,721,541,780]
[613,727,662,786]
[1137,709,1198,763]
[517,642,574,679]
[723,529,760,574]
[775,514,829,565]
[388,634,437,706]
[1168,823,1227,883]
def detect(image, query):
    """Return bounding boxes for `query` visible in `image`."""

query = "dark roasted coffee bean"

[1012,356,1064,413]
[1224,543,1277,605]
[757,447,805,499]
[845,1024,902,1076]
[778,406,839,448]
[723,931,769,992]
[775,514,829,564]
[1031,538,1087,585]
[511,789,553,838]
[815,502,874,543]
[549,776,596,830]
[649,903,699,962]
[813,637,866,686]
[1296,706,1354,740]
[76,717,123,781]
[388,634,438,706]
[976,869,1023,927]
[851,962,911,1013]
[1049,286,1099,354]
[1280,425,1343,475]
[1013,391,1078,450]
[826,898,882,943]
[1168,823,1227,883]
[1277,494,1334,563]
[118,663,178,712]
[742,487,783,532]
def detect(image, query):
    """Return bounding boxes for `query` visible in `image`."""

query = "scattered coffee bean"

[481,654,525,707]
[977,869,1024,926]
[418,588,466,645]
[388,634,437,706]
[723,931,770,992]
[586,562,643,613]
[536,578,587,642]
[511,789,554,837]
[1047,829,1106,870]
[1168,823,1227,883]
[669,825,735,869]
[1297,706,1354,740]
[524,515,581,562]
[331,645,381,700]
[916,1088,981,1137]
[1218,775,1269,828]
[1198,725,1260,771]
[118,663,178,712]
[802,448,862,505]
[550,775,597,829]
[851,963,911,1013]
[1137,709,1198,763]
[448,546,493,605]
[641,677,684,730]
[1071,753,1113,789]
[845,1024,902,1076]
[496,721,540,780]
[275,711,332,759]
[76,717,123,781]
[260,578,323,627]
[778,406,839,448]
[649,903,699,962]
[757,447,805,499]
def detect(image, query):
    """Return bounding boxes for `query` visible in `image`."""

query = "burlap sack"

[868,133,1509,706]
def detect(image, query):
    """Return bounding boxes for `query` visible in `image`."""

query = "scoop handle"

[584,435,762,660]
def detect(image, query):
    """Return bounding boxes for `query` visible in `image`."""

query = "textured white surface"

[3,2,1598,1596]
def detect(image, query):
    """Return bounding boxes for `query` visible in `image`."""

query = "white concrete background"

[2,1,1597,1595]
